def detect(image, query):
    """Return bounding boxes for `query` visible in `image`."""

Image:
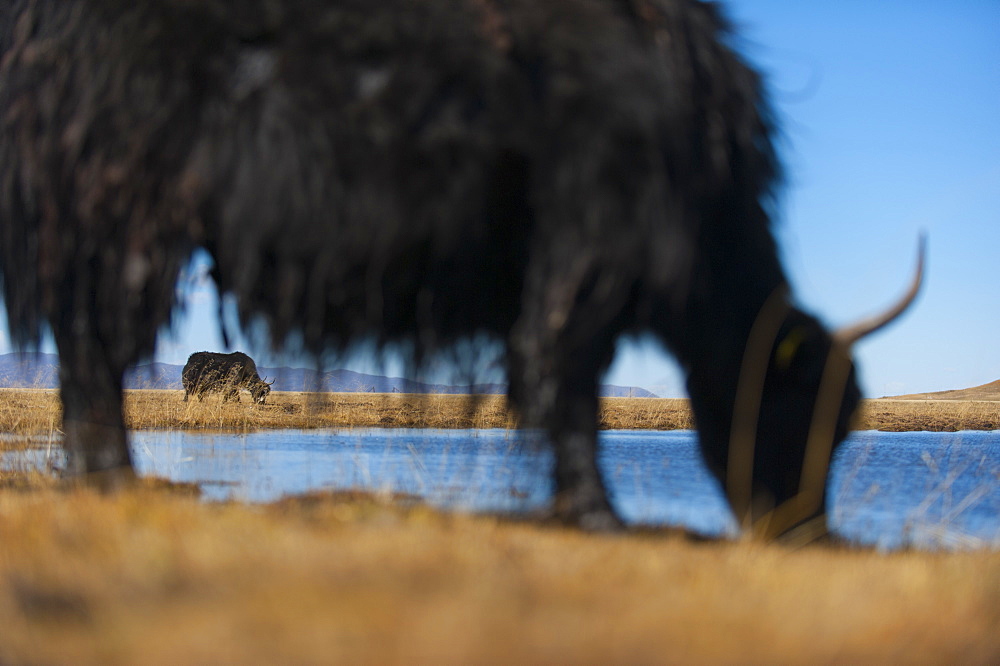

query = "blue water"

[6,428,995,550]
[829,431,1000,550]
[115,428,1000,551]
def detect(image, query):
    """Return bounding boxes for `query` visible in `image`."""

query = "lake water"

[8,428,999,551]
[120,428,999,551]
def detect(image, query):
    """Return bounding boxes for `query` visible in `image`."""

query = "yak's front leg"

[508,282,623,531]
[548,376,621,531]
[54,331,134,487]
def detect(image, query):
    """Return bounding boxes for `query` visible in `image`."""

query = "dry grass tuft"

[599,397,695,429]
[0,388,63,436]
[0,485,996,664]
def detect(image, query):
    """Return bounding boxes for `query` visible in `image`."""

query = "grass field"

[1,389,998,663]
[1,387,997,435]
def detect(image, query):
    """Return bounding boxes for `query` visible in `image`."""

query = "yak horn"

[834,234,926,346]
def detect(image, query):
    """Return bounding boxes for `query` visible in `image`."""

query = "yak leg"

[509,282,622,531]
[549,370,620,531]
[54,330,134,487]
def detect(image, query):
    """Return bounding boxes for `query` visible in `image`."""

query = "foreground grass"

[2,388,997,435]
[0,483,997,664]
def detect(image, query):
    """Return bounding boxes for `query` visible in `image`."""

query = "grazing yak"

[182,351,273,404]
[0,0,921,538]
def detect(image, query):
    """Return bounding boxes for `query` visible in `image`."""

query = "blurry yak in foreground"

[0,0,920,539]
[182,351,273,405]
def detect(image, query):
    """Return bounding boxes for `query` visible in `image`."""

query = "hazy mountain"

[0,352,59,389]
[0,353,658,398]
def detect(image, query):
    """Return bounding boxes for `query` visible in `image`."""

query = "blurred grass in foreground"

[0,483,996,664]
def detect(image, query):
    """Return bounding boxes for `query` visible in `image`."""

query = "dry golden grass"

[598,396,695,429]
[0,388,63,436]
[0,483,997,664]
[3,388,996,436]
[858,399,1000,431]
[0,388,519,434]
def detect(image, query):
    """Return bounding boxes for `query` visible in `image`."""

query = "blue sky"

[2,1,998,398]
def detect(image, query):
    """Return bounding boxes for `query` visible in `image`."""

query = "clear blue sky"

[2,1,997,397]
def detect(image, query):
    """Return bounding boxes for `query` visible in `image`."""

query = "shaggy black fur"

[182,351,272,404]
[0,0,861,535]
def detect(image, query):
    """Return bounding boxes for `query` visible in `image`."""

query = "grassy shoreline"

[2,387,998,436]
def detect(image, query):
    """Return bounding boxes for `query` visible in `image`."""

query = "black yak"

[182,351,273,404]
[0,0,920,538]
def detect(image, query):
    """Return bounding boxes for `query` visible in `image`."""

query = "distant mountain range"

[0,353,658,398]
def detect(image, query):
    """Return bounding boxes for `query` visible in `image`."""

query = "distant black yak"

[182,351,273,404]
[0,0,920,537]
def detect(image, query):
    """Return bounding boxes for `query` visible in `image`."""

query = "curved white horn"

[834,234,926,346]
